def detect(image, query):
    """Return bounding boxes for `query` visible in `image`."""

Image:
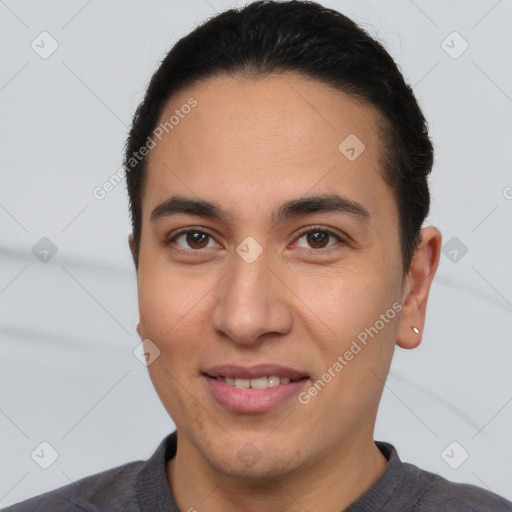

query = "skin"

[128,72,442,512]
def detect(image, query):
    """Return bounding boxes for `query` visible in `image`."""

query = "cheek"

[289,263,395,340]
[291,266,399,400]
[137,269,207,409]
[137,259,208,340]
[138,266,212,427]
[334,274,400,364]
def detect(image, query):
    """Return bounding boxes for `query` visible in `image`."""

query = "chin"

[202,435,308,482]
[210,452,301,482]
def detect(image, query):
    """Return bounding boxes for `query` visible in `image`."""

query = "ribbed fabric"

[135,430,179,511]
[4,431,511,511]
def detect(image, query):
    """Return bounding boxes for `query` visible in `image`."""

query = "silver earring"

[411,326,420,334]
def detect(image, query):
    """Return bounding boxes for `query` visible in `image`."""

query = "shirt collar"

[136,432,405,512]
[136,430,179,512]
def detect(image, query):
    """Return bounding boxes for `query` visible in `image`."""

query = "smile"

[207,374,307,389]
[202,374,310,413]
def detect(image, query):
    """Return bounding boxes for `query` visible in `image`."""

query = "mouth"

[203,374,309,389]
[201,364,311,413]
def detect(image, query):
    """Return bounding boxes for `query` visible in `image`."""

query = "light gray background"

[1,0,511,508]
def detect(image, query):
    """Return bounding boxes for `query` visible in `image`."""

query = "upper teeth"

[217,375,293,388]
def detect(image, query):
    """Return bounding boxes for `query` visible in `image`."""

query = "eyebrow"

[150,193,371,226]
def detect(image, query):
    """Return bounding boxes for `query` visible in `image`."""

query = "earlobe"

[396,226,442,349]
[400,325,423,349]
[136,321,142,339]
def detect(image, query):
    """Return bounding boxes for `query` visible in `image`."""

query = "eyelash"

[163,225,346,253]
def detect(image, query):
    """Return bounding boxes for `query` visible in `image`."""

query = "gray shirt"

[3,431,511,511]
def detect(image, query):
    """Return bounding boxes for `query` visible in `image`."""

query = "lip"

[202,363,309,381]
[202,374,309,413]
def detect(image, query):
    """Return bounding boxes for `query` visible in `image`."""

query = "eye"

[165,229,219,251]
[295,226,344,250]
[164,226,346,253]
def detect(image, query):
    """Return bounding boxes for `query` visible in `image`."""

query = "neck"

[166,432,388,512]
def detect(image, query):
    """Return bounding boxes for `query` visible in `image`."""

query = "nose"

[210,250,293,346]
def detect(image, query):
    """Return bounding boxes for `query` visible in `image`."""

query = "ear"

[128,233,139,271]
[396,226,442,349]
[136,321,143,339]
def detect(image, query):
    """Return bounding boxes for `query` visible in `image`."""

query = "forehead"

[143,72,393,226]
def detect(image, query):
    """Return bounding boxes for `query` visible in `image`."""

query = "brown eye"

[167,230,217,250]
[296,228,342,250]
[307,231,329,248]
[185,232,209,249]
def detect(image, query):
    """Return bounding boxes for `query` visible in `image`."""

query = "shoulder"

[402,461,512,511]
[2,460,144,512]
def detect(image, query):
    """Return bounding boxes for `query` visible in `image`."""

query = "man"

[5,1,511,510]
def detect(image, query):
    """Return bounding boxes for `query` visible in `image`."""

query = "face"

[134,73,407,479]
